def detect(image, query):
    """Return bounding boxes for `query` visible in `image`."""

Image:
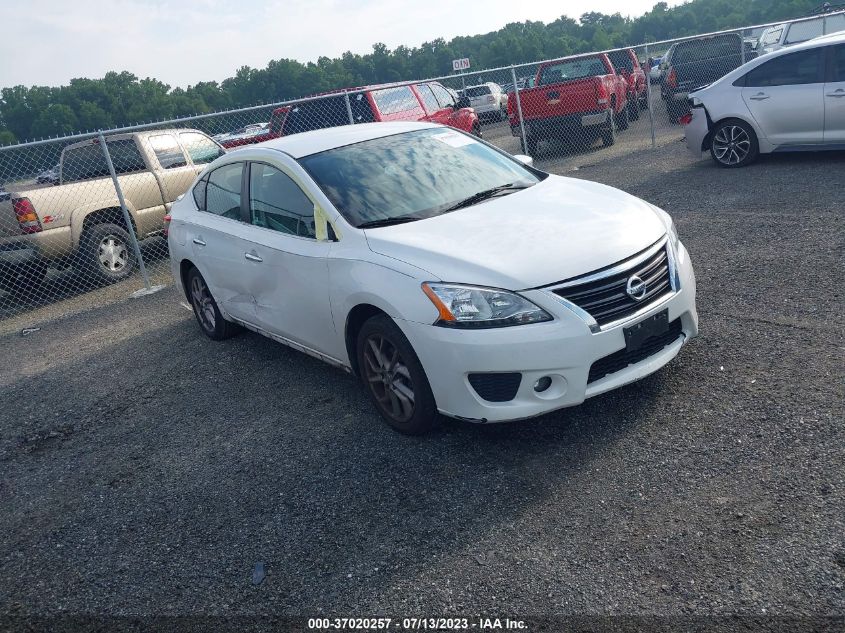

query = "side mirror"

[455,96,471,109]
[513,154,534,167]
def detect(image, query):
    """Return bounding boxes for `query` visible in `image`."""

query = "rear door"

[144,133,198,205]
[186,161,257,321]
[741,47,826,146]
[824,44,845,143]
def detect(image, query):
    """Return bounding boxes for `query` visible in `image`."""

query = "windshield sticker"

[431,131,477,148]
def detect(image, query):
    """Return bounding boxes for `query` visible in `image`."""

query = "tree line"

[0,0,825,145]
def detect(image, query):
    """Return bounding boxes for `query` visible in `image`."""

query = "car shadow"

[0,314,671,613]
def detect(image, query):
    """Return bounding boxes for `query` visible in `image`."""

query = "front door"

[741,47,826,146]
[239,161,339,359]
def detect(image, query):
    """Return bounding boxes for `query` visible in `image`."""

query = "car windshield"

[299,128,542,228]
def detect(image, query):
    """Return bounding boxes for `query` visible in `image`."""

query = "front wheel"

[710,119,759,168]
[357,314,438,435]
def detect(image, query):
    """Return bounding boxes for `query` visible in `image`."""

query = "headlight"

[422,283,552,328]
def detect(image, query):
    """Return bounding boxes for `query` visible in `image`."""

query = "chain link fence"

[1,10,843,324]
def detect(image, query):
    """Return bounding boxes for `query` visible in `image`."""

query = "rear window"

[539,57,608,86]
[784,18,824,45]
[607,50,634,72]
[62,139,145,182]
[281,96,352,136]
[465,85,491,97]
[179,132,224,164]
[371,86,421,116]
[674,36,740,64]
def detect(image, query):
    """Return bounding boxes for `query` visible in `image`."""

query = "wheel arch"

[345,303,390,377]
[705,115,762,153]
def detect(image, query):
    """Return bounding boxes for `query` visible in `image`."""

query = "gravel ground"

[0,141,843,630]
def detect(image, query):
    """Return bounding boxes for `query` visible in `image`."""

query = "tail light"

[163,213,172,237]
[679,113,693,125]
[595,79,609,106]
[13,198,42,234]
[667,67,677,89]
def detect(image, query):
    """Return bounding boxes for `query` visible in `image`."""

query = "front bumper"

[684,107,710,158]
[396,242,698,423]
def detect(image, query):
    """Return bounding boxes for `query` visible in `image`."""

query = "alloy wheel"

[190,275,216,332]
[362,334,415,423]
[98,235,128,273]
[713,125,751,166]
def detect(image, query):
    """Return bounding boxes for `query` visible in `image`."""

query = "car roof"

[246,121,441,159]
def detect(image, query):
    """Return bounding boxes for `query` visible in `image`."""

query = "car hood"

[364,175,667,289]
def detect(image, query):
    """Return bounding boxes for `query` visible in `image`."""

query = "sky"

[1,0,678,89]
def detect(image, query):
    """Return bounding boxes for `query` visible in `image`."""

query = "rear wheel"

[79,223,136,283]
[615,102,630,131]
[710,119,759,168]
[357,314,437,435]
[628,95,640,121]
[601,112,616,147]
[521,134,538,156]
[186,266,241,340]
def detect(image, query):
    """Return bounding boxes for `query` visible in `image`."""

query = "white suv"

[461,82,508,121]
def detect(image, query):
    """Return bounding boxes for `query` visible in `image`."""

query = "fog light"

[534,376,552,393]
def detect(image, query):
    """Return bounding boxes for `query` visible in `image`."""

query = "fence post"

[643,44,657,150]
[741,29,746,64]
[343,91,355,125]
[97,131,151,291]
[510,66,529,155]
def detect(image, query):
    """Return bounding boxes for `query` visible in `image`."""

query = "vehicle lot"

[1,142,843,621]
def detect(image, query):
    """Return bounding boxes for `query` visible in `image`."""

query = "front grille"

[553,243,673,327]
[588,318,683,384]
[468,373,521,402]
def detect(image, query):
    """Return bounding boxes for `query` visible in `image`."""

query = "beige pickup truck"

[0,129,224,291]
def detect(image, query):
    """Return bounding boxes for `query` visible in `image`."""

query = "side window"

[205,163,243,220]
[248,163,315,238]
[371,86,422,116]
[784,18,824,45]
[192,176,207,210]
[430,83,456,108]
[744,48,823,87]
[107,140,147,175]
[416,84,441,113]
[179,132,224,164]
[832,45,845,83]
[148,134,187,169]
[62,143,108,182]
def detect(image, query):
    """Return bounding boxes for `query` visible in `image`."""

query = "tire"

[186,266,241,340]
[628,95,640,121]
[472,123,483,139]
[709,119,759,168]
[0,261,47,299]
[601,112,616,147]
[79,223,136,283]
[615,102,630,131]
[356,314,438,435]
[521,134,538,156]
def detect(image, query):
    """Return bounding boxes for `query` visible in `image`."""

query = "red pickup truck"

[220,82,480,149]
[606,48,649,120]
[508,53,629,154]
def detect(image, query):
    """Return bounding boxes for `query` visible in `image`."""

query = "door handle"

[827,90,845,98]
[547,90,560,99]
[192,238,206,246]
[244,252,263,263]
[749,93,770,101]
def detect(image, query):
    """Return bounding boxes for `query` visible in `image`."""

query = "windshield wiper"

[357,215,422,229]
[442,183,531,213]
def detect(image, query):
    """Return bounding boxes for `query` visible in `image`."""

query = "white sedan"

[684,31,845,167]
[168,121,698,434]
